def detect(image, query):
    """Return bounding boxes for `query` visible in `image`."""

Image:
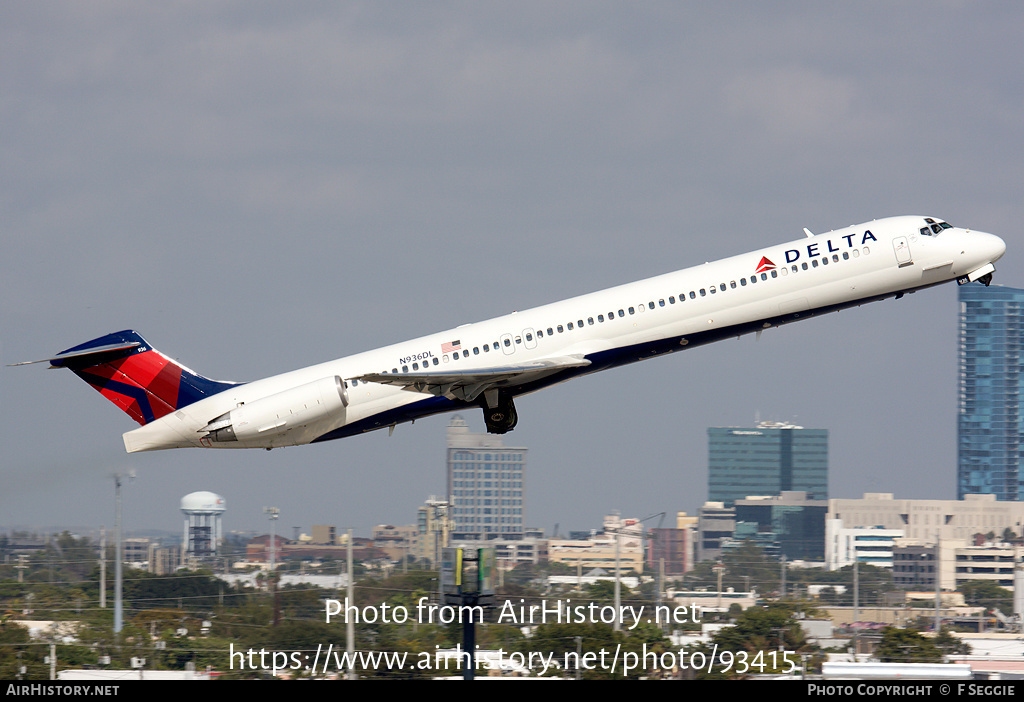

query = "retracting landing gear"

[481,390,518,434]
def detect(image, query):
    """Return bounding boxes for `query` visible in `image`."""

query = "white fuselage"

[122,216,1005,452]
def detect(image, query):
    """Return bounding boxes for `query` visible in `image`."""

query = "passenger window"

[504,338,512,346]
[720,283,726,291]
[648,301,655,310]
[578,319,584,327]
[771,270,778,278]
[474,347,480,354]
[669,296,675,304]
[812,259,819,268]
[402,365,409,373]
[598,314,605,322]
[557,325,564,333]
[392,368,398,374]
[801,262,808,270]
[547,327,554,335]
[730,281,736,289]
[618,310,625,317]
[740,278,747,286]
[709,286,716,294]
[699,289,706,297]
[588,317,594,325]
[433,357,439,365]
[629,306,635,314]
[567,322,574,330]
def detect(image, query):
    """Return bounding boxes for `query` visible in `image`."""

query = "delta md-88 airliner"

[18,216,1005,452]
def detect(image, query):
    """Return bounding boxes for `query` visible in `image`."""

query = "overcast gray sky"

[3,2,1022,541]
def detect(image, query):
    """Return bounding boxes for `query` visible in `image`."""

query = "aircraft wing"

[355,354,591,403]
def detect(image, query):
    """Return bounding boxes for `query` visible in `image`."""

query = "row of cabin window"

[520,248,872,341]
[350,247,871,381]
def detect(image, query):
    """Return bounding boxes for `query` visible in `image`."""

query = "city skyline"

[4,5,1023,538]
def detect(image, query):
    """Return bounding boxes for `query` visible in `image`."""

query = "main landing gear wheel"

[482,395,518,434]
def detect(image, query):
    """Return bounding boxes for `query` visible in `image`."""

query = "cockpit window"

[921,219,953,236]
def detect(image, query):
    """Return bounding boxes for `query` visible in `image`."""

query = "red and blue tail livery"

[44,330,239,426]
[14,216,1006,452]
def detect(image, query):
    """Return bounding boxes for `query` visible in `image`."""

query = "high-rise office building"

[958,283,1024,501]
[447,415,526,540]
[707,421,828,506]
[734,492,827,561]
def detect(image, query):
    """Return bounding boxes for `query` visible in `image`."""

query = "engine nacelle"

[203,376,349,444]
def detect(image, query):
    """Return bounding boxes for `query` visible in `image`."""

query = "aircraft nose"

[978,230,1007,263]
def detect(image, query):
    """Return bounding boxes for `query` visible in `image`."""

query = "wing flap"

[356,354,591,402]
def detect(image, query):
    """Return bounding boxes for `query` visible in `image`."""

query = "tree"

[876,626,941,663]
[933,628,971,657]
[582,579,629,602]
[0,621,46,680]
[959,580,1012,613]
[685,601,815,679]
[523,621,671,679]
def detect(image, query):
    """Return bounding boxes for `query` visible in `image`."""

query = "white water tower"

[181,491,226,559]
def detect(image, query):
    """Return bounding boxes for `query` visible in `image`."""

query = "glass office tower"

[707,422,828,506]
[958,283,1024,501]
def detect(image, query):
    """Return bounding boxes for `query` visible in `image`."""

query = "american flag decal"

[441,340,461,353]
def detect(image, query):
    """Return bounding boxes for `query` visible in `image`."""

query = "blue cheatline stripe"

[311,285,932,444]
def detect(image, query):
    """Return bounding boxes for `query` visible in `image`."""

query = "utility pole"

[715,561,724,613]
[99,528,106,609]
[264,507,279,626]
[346,528,355,680]
[614,529,621,632]
[934,533,941,633]
[113,472,133,635]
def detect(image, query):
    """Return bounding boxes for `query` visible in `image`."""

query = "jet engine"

[202,376,348,443]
